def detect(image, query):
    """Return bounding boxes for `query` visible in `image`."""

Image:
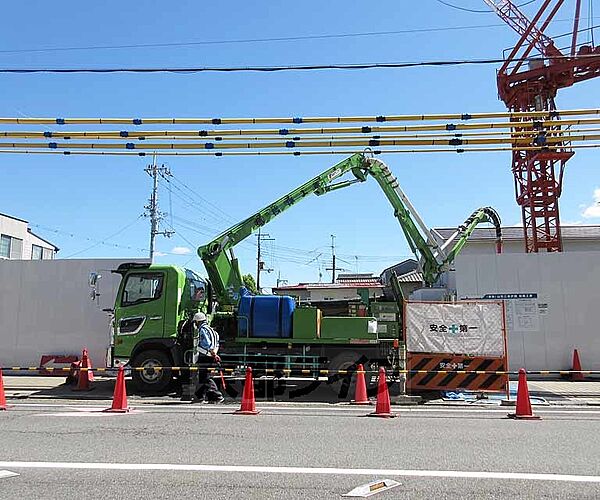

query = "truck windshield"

[185,269,207,302]
[121,273,164,307]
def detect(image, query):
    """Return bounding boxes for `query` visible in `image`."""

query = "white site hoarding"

[0,258,149,368]
[405,301,505,357]
[454,251,600,371]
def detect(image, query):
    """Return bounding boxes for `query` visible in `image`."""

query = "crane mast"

[484,0,600,252]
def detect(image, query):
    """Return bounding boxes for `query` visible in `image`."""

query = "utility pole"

[326,234,337,284]
[276,271,288,288]
[144,155,174,261]
[256,228,274,294]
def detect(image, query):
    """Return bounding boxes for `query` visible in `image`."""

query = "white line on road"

[0,462,599,483]
[0,470,19,480]
[6,403,600,416]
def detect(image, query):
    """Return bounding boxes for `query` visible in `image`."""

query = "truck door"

[115,271,166,341]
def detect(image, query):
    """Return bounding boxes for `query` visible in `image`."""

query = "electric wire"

[434,0,539,14]
[2,52,600,74]
[0,13,592,56]
[0,24,534,55]
[63,216,145,258]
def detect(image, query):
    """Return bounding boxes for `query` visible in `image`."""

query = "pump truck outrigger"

[108,153,502,394]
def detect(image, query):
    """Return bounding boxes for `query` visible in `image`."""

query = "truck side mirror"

[89,272,101,287]
[89,272,102,301]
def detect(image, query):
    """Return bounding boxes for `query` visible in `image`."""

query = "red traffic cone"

[368,367,396,418]
[571,349,585,381]
[234,367,260,415]
[73,348,94,391]
[104,366,130,413]
[0,368,7,411]
[351,364,371,405]
[508,368,540,420]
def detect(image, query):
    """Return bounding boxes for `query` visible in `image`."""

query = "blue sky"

[1,1,598,287]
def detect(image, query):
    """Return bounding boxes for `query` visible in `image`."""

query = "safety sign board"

[405,301,505,357]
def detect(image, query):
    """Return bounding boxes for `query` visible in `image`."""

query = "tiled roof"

[396,270,424,283]
[274,281,384,291]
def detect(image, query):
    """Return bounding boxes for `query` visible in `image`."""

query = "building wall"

[0,258,149,367]
[0,215,56,260]
[455,252,600,371]
[455,238,599,256]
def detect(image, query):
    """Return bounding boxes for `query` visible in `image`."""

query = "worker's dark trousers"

[194,356,222,401]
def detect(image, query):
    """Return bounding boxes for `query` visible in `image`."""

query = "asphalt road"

[1,403,600,499]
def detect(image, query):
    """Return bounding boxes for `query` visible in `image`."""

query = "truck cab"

[112,263,209,393]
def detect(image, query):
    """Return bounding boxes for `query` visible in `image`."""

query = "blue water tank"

[237,289,295,338]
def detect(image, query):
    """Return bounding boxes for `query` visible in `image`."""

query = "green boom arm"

[198,153,370,305]
[199,153,502,306]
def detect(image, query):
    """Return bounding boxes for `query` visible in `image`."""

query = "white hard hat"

[193,312,207,323]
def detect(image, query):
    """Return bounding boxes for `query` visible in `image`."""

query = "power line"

[2,12,590,56]
[434,0,539,14]
[3,52,600,74]
[62,216,144,258]
[0,24,521,55]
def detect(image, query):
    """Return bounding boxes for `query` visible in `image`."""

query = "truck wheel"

[327,351,364,399]
[131,349,173,395]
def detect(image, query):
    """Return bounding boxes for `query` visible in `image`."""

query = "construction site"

[1,1,600,499]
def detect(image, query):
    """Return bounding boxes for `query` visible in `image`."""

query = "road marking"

[343,479,402,497]
[0,462,599,483]
[0,470,19,480]
[7,403,600,415]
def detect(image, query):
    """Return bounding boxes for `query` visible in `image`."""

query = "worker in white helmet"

[192,312,224,403]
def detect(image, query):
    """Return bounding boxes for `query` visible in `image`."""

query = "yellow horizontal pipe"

[3,116,600,141]
[3,125,596,142]
[1,132,596,150]
[0,143,598,156]
[0,108,597,126]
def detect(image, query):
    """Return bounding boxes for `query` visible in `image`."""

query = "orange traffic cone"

[508,368,540,420]
[368,367,396,418]
[104,366,130,413]
[351,364,371,405]
[73,348,94,391]
[571,349,585,381]
[234,367,260,415]
[0,368,7,411]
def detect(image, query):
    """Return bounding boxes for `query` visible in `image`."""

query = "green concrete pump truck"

[106,153,501,394]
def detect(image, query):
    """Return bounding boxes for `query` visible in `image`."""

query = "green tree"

[242,274,258,294]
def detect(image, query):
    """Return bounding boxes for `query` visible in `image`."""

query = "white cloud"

[171,246,192,255]
[154,251,167,257]
[581,188,600,219]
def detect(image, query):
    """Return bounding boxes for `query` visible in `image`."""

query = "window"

[0,235,9,258]
[185,269,206,302]
[32,245,43,260]
[121,273,164,307]
[0,235,23,259]
[42,248,54,260]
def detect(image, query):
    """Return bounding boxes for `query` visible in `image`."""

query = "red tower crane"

[484,0,600,252]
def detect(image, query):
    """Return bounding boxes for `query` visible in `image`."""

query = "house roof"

[0,211,28,224]
[433,225,600,242]
[396,270,424,283]
[27,229,59,251]
[274,281,384,292]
